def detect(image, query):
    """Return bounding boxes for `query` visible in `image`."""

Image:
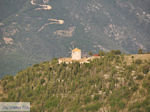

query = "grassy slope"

[0,54,150,112]
[125,54,150,64]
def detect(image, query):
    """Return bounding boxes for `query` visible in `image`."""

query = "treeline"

[89,49,121,56]
[138,49,150,54]
[89,49,150,56]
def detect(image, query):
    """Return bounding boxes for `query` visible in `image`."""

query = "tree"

[110,50,121,55]
[115,50,121,55]
[88,51,93,56]
[138,49,143,54]
[99,50,105,56]
[135,59,142,65]
[142,65,149,74]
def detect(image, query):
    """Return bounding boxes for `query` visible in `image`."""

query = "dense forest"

[0,52,150,112]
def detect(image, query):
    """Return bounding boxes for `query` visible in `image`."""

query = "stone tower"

[72,48,81,60]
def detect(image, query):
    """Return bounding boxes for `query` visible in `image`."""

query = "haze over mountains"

[0,0,150,77]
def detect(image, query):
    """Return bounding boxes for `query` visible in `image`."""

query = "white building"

[58,48,100,64]
[72,48,81,60]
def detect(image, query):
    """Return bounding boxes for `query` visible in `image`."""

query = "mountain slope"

[0,0,27,21]
[0,0,150,77]
[0,54,150,111]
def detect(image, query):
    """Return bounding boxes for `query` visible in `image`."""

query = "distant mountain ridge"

[0,0,150,77]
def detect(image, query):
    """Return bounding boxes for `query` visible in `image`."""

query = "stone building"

[72,48,81,60]
[58,48,99,64]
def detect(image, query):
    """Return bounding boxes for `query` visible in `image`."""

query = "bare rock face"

[54,27,76,38]
[3,37,13,45]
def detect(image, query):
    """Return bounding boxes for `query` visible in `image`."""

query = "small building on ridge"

[72,48,81,60]
[58,48,100,64]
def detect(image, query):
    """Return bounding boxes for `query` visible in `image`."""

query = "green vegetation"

[138,49,143,54]
[1,0,150,78]
[110,50,121,55]
[0,53,150,112]
[99,50,105,56]
[135,59,142,65]
[88,51,93,56]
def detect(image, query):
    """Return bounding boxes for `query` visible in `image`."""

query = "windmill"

[66,42,75,57]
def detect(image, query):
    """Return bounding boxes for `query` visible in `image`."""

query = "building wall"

[72,51,81,60]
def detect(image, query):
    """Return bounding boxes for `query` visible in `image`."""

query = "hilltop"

[0,53,150,112]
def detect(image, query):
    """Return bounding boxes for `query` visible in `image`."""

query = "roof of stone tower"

[72,48,81,52]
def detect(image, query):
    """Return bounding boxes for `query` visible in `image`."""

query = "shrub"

[1,80,7,87]
[142,98,150,112]
[142,65,149,74]
[83,102,101,111]
[99,50,105,56]
[51,58,58,65]
[33,64,40,67]
[138,49,143,54]
[139,88,146,95]
[129,102,141,111]
[88,51,93,56]
[94,94,100,101]
[135,59,142,65]
[142,81,150,93]
[131,56,134,59]
[136,74,144,80]
[84,96,91,104]
[148,76,150,80]
[126,65,134,72]
[45,96,59,108]
[40,79,45,84]
[110,50,121,55]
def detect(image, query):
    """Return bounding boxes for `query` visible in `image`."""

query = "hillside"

[0,0,150,77]
[0,53,150,112]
